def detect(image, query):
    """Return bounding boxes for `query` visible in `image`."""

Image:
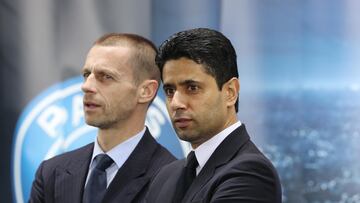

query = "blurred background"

[1,0,360,202]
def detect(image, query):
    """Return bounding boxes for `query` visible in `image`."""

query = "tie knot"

[95,154,114,171]
[186,151,198,169]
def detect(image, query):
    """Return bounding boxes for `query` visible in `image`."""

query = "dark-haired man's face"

[162,57,230,149]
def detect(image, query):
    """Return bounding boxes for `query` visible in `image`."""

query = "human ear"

[138,80,159,104]
[224,77,239,108]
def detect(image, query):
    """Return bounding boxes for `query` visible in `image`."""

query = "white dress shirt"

[84,127,145,188]
[193,121,241,175]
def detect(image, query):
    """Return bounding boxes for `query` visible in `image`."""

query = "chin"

[85,121,98,127]
[85,119,103,127]
[176,132,195,142]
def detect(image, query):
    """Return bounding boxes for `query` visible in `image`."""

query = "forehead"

[82,45,138,77]
[162,58,213,84]
[84,45,133,72]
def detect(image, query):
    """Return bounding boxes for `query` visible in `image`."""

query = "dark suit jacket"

[146,125,282,203]
[29,128,176,203]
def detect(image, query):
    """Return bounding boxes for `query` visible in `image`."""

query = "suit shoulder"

[153,143,177,163]
[159,158,183,172]
[141,129,176,166]
[144,142,177,178]
[230,152,278,176]
[207,148,282,202]
[214,146,282,200]
[41,143,93,169]
[152,158,183,183]
[148,159,183,187]
[235,140,278,172]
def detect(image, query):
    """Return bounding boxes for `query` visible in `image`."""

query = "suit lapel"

[54,143,93,203]
[183,125,250,202]
[102,129,159,202]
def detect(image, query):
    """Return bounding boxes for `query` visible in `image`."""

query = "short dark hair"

[156,28,239,112]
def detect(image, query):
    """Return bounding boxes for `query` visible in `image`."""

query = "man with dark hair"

[29,33,176,203]
[146,28,282,203]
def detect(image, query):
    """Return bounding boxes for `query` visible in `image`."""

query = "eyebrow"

[182,79,200,85]
[81,66,90,73]
[163,79,200,88]
[82,66,118,76]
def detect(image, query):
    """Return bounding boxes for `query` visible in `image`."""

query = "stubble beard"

[174,126,201,143]
[85,119,108,129]
[85,113,117,129]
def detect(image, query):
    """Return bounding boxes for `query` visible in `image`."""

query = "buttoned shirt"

[84,127,145,187]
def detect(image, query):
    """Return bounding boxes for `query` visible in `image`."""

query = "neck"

[224,112,238,129]
[97,112,146,152]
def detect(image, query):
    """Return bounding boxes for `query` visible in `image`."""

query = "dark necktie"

[173,151,199,203]
[83,154,114,203]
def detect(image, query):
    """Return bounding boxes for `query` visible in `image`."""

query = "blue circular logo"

[12,76,188,203]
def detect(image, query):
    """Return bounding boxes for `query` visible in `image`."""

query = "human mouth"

[173,118,192,129]
[83,101,101,111]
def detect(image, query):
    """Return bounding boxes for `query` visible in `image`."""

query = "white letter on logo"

[146,107,165,139]
[37,105,68,138]
[72,94,84,127]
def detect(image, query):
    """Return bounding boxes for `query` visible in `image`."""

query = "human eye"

[187,84,199,93]
[98,72,114,81]
[82,70,90,79]
[103,74,113,80]
[163,86,175,97]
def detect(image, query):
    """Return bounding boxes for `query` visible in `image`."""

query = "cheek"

[98,91,110,108]
[122,89,139,107]
[201,91,219,106]
[165,101,173,115]
[199,95,225,116]
[104,91,124,109]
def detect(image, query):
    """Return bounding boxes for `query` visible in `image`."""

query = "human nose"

[169,91,186,111]
[81,73,96,93]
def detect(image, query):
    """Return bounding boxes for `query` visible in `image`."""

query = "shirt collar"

[193,121,241,171]
[90,127,146,169]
